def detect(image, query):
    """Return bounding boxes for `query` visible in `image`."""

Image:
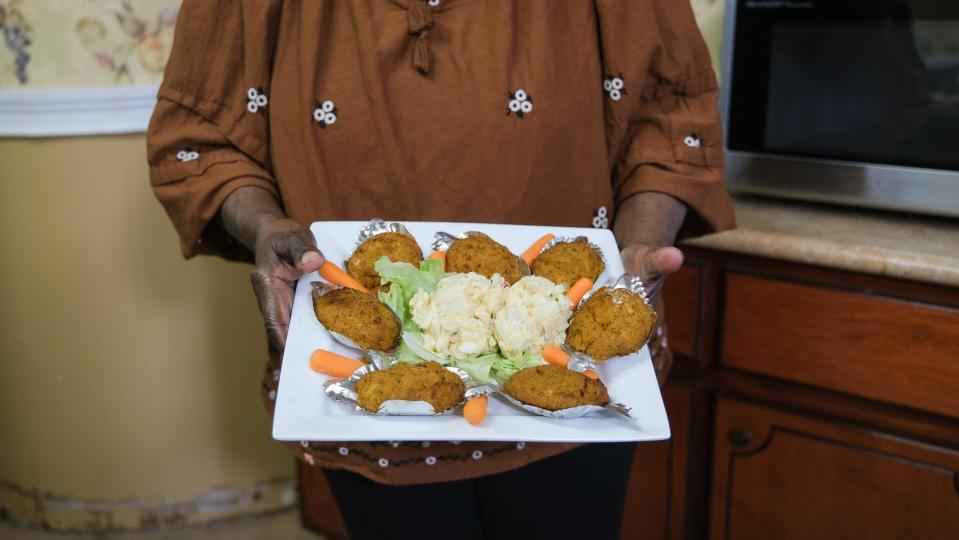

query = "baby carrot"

[319,261,368,292]
[565,277,594,309]
[428,250,446,269]
[520,234,555,266]
[542,344,570,367]
[583,369,599,380]
[310,349,365,378]
[464,395,488,426]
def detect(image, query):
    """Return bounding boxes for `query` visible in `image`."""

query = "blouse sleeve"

[596,0,735,235]
[147,0,283,260]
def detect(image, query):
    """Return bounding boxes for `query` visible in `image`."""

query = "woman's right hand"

[218,186,326,357]
[250,219,326,356]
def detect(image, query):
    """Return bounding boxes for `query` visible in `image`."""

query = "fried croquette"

[531,240,605,288]
[566,288,656,361]
[356,361,466,413]
[313,288,401,351]
[347,232,424,290]
[445,234,524,284]
[504,364,610,411]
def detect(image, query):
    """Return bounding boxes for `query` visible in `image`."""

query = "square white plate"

[273,221,670,443]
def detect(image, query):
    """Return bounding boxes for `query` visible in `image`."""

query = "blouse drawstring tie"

[407,0,433,74]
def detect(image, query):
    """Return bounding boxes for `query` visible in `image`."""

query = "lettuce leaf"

[449,352,545,385]
[375,256,451,329]
[453,355,495,384]
[488,352,544,383]
[394,338,423,364]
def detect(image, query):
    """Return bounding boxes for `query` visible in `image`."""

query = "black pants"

[323,442,636,540]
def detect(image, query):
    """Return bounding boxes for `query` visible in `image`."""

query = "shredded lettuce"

[376,257,451,330]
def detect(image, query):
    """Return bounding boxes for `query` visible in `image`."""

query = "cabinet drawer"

[721,273,959,417]
[710,398,959,540]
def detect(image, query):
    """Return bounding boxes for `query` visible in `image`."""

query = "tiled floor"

[0,509,324,540]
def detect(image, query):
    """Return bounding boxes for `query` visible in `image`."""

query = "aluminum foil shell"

[431,231,531,276]
[497,389,634,420]
[537,235,607,269]
[574,273,656,310]
[567,273,660,363]
[310,281,402,353]
[343,218,419,268]
[324,361,492,416]
[487,354,634,419]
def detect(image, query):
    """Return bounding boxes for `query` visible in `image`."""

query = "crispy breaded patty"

[445,234,524,284]
[504,365,610,411]
[356,361,465,413]
[313,288,400,351]
[531,240,605,288]
[347,232,424,290]
[566,288,656,361]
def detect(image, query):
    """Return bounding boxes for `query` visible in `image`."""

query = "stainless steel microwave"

[721,0,959,218]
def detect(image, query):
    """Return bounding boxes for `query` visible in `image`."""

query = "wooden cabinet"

[710,398,959,540]
[628,247,959,539]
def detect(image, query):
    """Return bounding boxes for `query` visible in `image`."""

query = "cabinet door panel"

[721,273,959,417]
[710,398,959,540]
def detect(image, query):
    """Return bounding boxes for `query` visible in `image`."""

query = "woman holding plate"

[147,0,734,538]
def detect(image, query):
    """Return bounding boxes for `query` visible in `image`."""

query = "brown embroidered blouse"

[148,0,734,485]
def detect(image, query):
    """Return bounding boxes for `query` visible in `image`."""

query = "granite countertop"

[682,196,959,287]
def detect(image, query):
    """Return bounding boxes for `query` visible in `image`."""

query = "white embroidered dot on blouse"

[427,0,441,6]
[313,99,338,128]
[603,74,627,102]
[684,134,702,148]
[425,456,437,465]
[176,148,199,162]
[472,450,484,460]
[246,87,268,114]
[338,447,349,456]
[592,206,609,229]
[378,458,390,467]
[507,89,533,118]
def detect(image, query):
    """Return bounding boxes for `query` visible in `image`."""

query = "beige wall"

[0,136,294,530]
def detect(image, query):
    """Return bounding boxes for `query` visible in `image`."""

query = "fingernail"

[300,251,322,265]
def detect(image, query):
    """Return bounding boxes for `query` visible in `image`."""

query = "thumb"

[274,226,326,274]
[639,246,684,281]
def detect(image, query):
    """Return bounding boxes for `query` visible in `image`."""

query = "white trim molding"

[0,85,158,137]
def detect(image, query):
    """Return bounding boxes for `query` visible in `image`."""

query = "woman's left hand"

[613,192,688,301]
[619,244,684,301]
